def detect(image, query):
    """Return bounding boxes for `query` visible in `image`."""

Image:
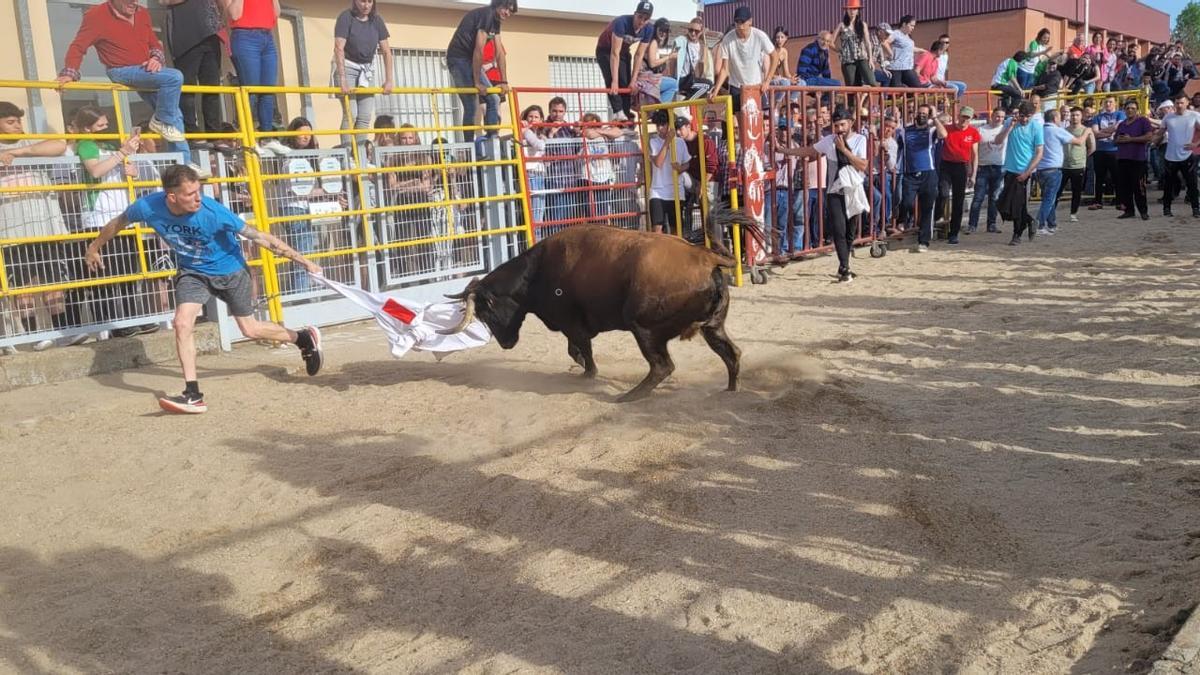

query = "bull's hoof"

[581,369,597,379]
[616,389,651,403]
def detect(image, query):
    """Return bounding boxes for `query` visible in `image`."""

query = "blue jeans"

[806,188,824,246]
[969,165,1003,231]
[230,28,278,133]
[773,188,805,253]
[1036,169,1063,228]
[528,173,546,225]
[106,66,191,163]
[804,76,842,87]
[448,56,499,143]
[945,80,967,98]
[281,206,318,293]
[658,76,679,104]
[1017,70,1036,89]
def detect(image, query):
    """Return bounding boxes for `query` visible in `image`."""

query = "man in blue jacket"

[796,32,842,88]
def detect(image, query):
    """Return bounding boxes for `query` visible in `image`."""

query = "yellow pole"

[667,107,683,238]
[237,89,284,324]
[109,88,151,277]
[508,92,536,249]
[723,98,743,288]
[341,92,374,256]
[638,114,654,232]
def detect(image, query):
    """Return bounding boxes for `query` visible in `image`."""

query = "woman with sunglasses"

[673,16,714,100]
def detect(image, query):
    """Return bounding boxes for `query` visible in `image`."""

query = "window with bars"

[548,56,609,122]
[373,48,462,143]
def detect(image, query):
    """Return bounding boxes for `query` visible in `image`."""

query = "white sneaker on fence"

[149,117,186,144]
[32,339,54,352]
[187,162,213,179]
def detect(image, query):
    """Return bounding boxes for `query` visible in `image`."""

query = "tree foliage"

[1174,1,1200,56]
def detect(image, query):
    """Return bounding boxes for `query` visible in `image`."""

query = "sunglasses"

[687,28,701,34]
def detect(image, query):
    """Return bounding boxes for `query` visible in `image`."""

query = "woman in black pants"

[881,15,926,88]
[1113,100,1155,220]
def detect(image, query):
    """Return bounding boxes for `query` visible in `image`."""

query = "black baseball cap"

[674,115,692,130]
[733,6,752,23]
[635,1,653,16]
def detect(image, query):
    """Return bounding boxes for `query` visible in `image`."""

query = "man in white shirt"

[707,5,782,113]
[647,110,691,233]
[786,107,867,283]
[1159,93,1200,217]
[968,107,1007,233]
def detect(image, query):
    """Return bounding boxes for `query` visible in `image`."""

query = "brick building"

[705,0,1170,94]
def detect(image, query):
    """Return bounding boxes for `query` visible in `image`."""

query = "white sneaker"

[612,111,629,122]
[1037,226,1049,235]
[260,139,292,156]
[187,162,213,179]
[32,339,54,352]
[915,244,929,253]
[149,117,186,144]
[1069,214,1079,223]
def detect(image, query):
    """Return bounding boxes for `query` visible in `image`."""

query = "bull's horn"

[438,293,476,335]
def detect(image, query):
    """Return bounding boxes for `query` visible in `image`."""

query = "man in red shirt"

[940,105,981,244]
[56,0,192,164]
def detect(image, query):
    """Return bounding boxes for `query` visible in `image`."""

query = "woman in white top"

[519,105,547,225]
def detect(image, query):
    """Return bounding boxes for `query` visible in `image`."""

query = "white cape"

[312,275,491,359]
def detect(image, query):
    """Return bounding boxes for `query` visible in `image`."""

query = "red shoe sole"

[158,398,207,415]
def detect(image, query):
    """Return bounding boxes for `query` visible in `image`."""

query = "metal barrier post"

[234,88,285,325]
[506,91,536,249]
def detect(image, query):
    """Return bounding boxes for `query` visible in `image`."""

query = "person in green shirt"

[992,52,1026,111]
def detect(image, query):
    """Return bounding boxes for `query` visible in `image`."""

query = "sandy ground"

[1,201,1199,674]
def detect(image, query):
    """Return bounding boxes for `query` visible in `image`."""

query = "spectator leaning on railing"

[56,0,196,166]
[223,0,294,157]
[597,1,656,121]
[0,102,71,353]
[333,0,395,148]
[708,6,783,112]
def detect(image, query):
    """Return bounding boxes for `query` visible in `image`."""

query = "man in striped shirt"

[896,104,947,252]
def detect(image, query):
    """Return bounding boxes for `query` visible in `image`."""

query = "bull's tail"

[705,205,766,260]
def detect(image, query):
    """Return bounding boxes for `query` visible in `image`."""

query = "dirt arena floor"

[1,203,1198,674]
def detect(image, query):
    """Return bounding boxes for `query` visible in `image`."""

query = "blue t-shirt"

[897,125,937,173]
[1003,119,1045,174]
[597,15,653,54]
[1092,110,1127,153]
[125,193,247,276]
[1038,124,1076,170]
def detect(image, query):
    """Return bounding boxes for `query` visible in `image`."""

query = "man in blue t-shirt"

[596,1,655,120]
[1089,96,1126,209]
[84,165,325,415]
[896,104,948,251]
[993,101,1045,244]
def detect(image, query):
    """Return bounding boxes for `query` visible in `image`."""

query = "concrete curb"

[1152,607,1200,674]
[0,323,219,392]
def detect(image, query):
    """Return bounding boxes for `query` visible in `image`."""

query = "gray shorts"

[176,269,254,317]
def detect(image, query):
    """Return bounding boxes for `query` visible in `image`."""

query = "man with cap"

[939,106,981,244]
[786,106,868,283]
[596,2,656,121]
[708,6,783,113]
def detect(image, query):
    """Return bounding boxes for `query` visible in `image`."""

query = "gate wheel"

[870,241,888,258]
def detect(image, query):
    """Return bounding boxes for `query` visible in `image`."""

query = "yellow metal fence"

[0,80,531,347]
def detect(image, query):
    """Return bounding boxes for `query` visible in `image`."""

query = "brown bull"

[441,209,758,401]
